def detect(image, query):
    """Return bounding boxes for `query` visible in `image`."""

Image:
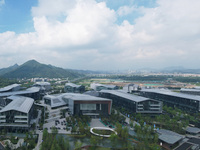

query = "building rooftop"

[0,95,34,113]
[63,93,111,101]
[186,126,200,134]
[34,82,50,86]
[0,87,40,97]
[180,88,200,92]
[0,84,21,92]
[100,90,151,102]
[65,83,82,88]
[141,88,200,101]
[157,129,185,145]
[92,83,117,88]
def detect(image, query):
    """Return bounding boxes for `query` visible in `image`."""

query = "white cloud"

[117,5,136,16]
[1,0,200,70]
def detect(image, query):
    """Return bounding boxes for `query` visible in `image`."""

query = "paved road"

[34,131,43,150]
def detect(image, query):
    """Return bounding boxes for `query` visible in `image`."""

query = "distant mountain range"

[0,60,84,79]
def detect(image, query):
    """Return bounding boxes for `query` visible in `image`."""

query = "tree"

[75,141,83,150]
[51,126,58,137]
[109,133,118,148]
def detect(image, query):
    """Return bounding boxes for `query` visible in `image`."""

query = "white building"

[90,83,119,91]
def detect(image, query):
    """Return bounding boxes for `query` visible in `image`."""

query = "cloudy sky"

[0,0,200,70]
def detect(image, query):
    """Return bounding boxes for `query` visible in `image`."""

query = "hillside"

[1,60,83,79]
[0,64,19,76]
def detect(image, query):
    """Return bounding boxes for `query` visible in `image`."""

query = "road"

[34,131,43,150]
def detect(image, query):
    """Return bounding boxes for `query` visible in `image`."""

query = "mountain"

[0,64,19,75]
[1,60,83,79]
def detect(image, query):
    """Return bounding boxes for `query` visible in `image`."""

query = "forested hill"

[1,60,84,79]
[0,77,18,88]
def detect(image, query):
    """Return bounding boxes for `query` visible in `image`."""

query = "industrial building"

[64,83,85,93]
[44,93,112,116]
[0,95,34,131]
[99,90,162,114]
[90,83,119,91]
[140,89,200,112]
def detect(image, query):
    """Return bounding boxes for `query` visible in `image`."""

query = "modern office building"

[33,82,51,91]
[0,87,41,100]
[140,89,200,112]
[0,84,21,93]
[90,83,119,91]
[43,94,67,109]
[0,96,34,131]
[44,93,112,116]
[64,83,85,93]
[99,90,162,114]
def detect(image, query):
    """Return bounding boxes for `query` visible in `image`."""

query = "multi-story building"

[44,93,112,117]
[0,95,34,131]
[99,90,162,114]
[64,83,85,93]
[140,89,200,112]
[90,83,119,91]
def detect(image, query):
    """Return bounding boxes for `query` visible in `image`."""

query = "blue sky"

[0,0,37,33]
[0,0,200,70]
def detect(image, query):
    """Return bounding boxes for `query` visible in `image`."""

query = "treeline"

[90,75,200,83]
[0,77,18,88]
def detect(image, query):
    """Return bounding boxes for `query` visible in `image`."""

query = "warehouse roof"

[141,88,200,101]
[0,95,34,113]
[0,84,21,92]
[100,90,151,102]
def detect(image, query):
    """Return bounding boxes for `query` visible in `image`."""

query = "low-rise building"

[64,83,85,93]
[0,84,21,93]
[140,88,200,112]
[90,83,119,91]
[123,83,141,93]
[0,87,41,100]
[156,129,185,150]
[99,90,162,114]
[185,126,200,135]
[44,93,112,117]
[0,96,34,131]
[33,82,51,91]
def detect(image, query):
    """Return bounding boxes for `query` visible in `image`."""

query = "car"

[63,127,66,130]
[61,122,63,125]
[109,125,112,128]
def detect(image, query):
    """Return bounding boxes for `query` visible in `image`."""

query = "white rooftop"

[0,84,21,92]
[0,95,34,113]
[65,83,82,88]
